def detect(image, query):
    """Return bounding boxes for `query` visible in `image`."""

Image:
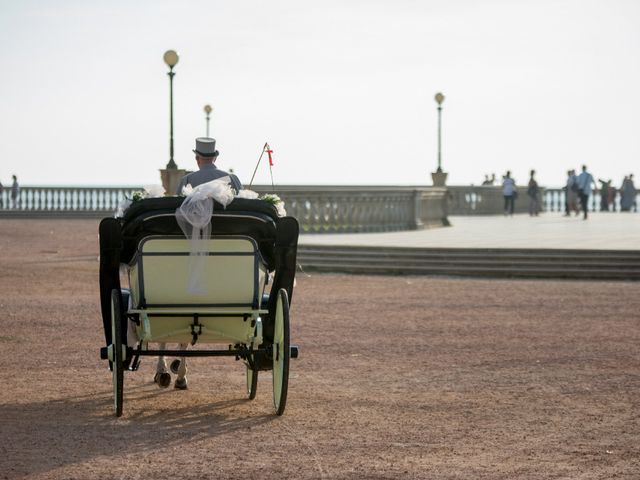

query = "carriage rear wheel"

[110,289,124,417]
[272,288,290,416]
[246,361,258,400]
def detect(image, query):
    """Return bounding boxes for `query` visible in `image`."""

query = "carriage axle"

[100,345,299,360]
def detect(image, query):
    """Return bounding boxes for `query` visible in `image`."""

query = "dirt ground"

[0,218,639,479]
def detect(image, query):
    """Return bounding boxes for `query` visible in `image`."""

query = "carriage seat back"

[129,235,267,310]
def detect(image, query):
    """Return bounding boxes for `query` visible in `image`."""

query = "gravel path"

[0,219,638,479]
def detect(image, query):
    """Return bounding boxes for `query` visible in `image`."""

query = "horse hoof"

[154,372,171,388]
[170,359,181,374]
[174,378,188,390]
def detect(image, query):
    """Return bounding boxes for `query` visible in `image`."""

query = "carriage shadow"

[0,382,275,477]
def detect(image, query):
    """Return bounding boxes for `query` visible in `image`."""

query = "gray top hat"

[193,137,219,158]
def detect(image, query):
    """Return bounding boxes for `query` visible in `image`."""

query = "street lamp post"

[164,50,179,169]
[159,50,186,195]
[431,92,448,186]
[204,104,212,137]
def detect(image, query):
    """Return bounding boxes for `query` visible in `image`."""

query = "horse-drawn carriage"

[99,194,299,417]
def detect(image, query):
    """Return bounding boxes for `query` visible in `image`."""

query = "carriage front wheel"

[110,289,124,417]
[272,288,290,416]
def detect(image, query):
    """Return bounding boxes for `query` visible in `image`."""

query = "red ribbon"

[266,148,274,166]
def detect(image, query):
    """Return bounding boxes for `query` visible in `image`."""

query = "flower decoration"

[259,193,287,217]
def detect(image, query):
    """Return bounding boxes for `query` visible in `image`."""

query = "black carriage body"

[99,196,299,370]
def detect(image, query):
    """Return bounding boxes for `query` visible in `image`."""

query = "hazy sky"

[1,0,638,187]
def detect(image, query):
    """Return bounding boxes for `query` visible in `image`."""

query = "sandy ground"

[0,219,639,479]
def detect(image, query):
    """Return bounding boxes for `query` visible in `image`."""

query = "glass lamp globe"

[163,50,179,68]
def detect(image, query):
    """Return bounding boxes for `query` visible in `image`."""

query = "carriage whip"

[249,142,275,190]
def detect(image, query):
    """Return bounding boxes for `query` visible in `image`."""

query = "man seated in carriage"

[176,137,242,194]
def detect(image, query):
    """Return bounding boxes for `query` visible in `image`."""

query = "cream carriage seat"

[128,235,268,345]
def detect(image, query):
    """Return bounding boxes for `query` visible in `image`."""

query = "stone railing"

[0,184,449,232]
[0,186,140,215]
[449,186,635,214]
[448,186,532,214]
[541,188,632,212]
[251,185,449,232]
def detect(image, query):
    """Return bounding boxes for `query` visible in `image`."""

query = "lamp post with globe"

[159,50,187,194]
[164,50,179,169]
[204,104,212,137]
[431,92,448,186]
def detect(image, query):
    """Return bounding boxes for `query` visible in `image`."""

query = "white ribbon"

[175,177,235,294]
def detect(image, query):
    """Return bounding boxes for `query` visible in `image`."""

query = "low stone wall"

[447,186,626,215]
[251,185,449,232]
[0,184,450,233]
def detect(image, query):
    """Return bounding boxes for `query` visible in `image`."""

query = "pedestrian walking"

[527,170,540,216]
[502,171,517,216]
[576,165,596,220]
[10,175,20,209]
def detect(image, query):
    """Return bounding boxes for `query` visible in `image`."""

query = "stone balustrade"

[0,184,450,232]
[1,185,633,226]
[250,185,449,232]
[448,186,633,214]
[0,186,139,214]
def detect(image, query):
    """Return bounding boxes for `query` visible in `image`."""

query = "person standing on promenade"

[175,137,242,194]
[564,170,577,216]
[608,180,618,211]
[10,175,19,209]
[566,170,580,216]
[502,171,517,216]
[527,170,540,216]
[576,165,596,220]
[598,178,612,211]
[620,174,637,212]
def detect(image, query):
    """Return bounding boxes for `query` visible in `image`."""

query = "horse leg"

[153,342,171,388]
[173,343,188,390]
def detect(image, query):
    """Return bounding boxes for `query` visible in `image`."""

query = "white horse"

[153,343,189,389]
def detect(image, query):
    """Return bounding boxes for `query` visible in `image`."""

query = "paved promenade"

[300,212,640,250]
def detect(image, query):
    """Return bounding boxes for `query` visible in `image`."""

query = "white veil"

[175,177,236,294]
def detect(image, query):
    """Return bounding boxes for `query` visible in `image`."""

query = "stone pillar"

[160,168,187,196]
[411,188,450,229]
[431,170,448,187]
